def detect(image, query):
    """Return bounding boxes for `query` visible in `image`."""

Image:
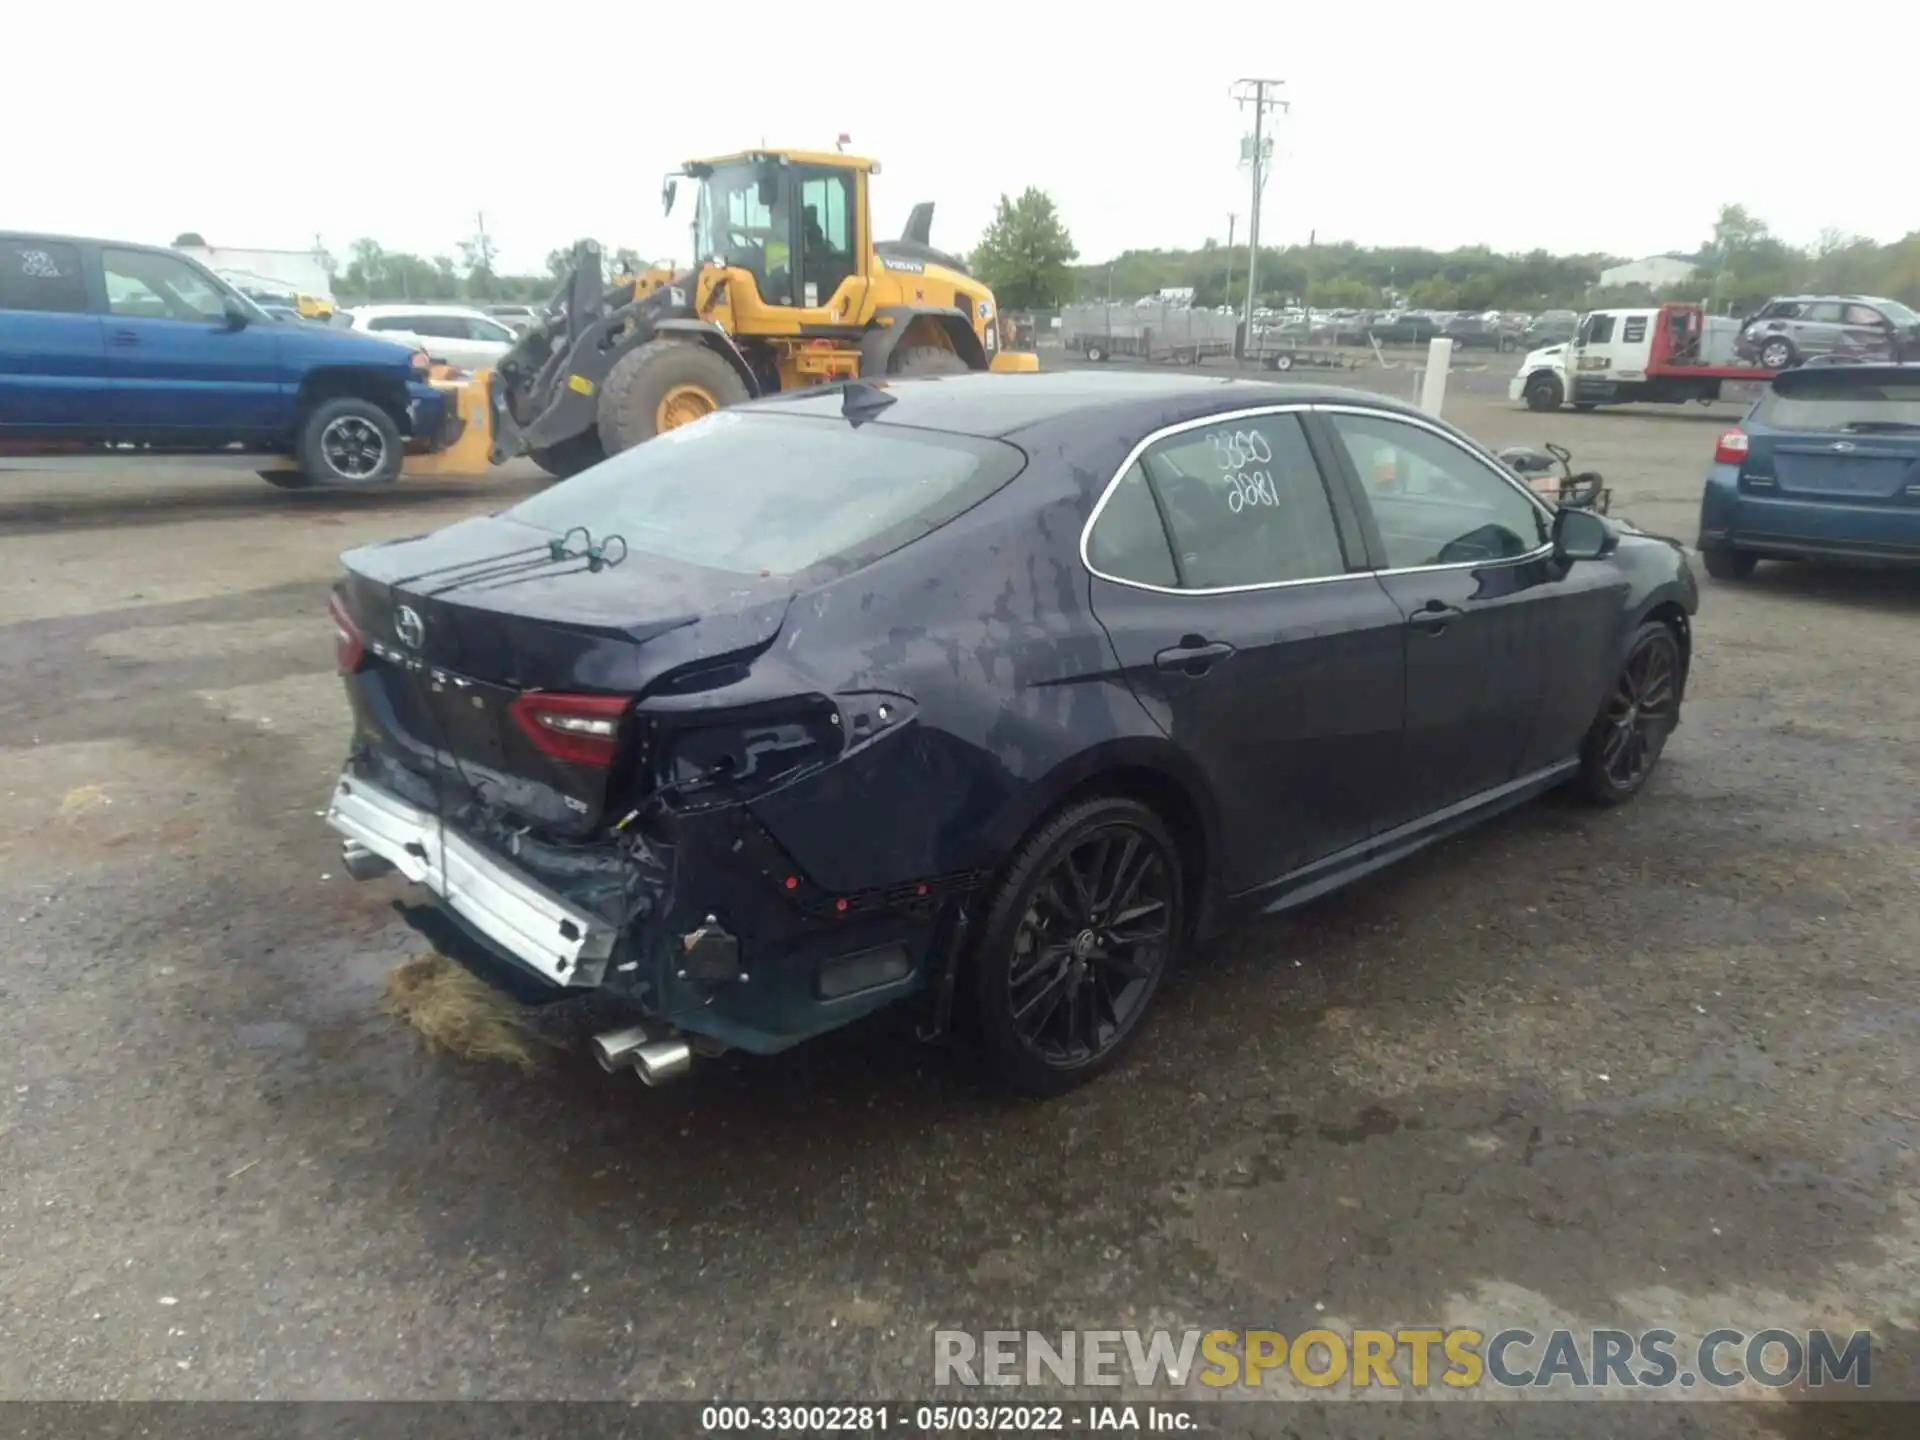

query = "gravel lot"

[2,367,1916,1437]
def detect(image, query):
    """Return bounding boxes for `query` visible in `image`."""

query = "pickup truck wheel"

[969,795,1184,1097]
[297,398,402,484]
[1523,372,1563,411]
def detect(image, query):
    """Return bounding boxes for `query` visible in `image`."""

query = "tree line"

[326,202,1920,318]
[328,239,650,304]
[977,199,1920,317]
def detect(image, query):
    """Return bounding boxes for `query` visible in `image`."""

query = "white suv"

[342,305,517,370]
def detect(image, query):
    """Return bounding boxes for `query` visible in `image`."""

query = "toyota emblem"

[394,605,426,649]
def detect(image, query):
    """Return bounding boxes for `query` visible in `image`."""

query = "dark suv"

[1736,294,1920,371]
[0,233,458,486]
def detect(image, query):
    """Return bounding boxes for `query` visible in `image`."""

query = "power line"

[1232,78,1288,353]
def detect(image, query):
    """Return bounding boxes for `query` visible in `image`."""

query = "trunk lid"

[337,513,796,834]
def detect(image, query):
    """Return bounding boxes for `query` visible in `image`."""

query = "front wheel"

[596,338,751,455]
[1523,372,1563,411]
[296,398,403,485]
[888,343,969,377]
[1574,620,1682,805]
[1758,337,1796,370]
[969,796,1185,1097]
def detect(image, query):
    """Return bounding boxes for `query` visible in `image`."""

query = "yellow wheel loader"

[487,148,1037,477]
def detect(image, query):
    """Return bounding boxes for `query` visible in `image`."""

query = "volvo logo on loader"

[394,606,426,650]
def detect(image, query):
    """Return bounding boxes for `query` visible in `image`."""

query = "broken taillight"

[328,593,366,674]
[1713,430,1750,465]
[508,692,630,767]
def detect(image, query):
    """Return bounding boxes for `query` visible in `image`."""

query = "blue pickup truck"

[0,233,458,486]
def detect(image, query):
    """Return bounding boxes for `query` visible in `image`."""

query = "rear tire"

[969,796,1184,1098]
[1523,373,1562,411]
[596,338,750,456]
[1085,342,1107,363]
[296,397,403,485]
[888,344,969,378]
[1700,546,1758,581]
[528,430,605,480]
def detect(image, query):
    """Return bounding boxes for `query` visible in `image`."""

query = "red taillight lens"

[1714,430,1750,465]
[508,692,630,767]
[328,593,366,674]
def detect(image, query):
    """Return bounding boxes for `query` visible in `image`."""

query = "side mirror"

[221,298,250,331]
[661,177,678,216]
[1553,506,1617,562]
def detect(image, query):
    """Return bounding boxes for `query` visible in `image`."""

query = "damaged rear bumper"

[325,773,615,988]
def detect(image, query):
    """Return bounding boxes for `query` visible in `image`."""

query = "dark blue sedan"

[324,372,1698,1096]
[1699,364,1920,578]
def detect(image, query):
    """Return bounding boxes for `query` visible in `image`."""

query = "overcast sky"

[7,0,1907,275]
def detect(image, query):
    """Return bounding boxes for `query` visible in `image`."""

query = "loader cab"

[686,150,873,329]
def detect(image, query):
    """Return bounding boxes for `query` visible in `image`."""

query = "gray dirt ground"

[2,363,1917,1438]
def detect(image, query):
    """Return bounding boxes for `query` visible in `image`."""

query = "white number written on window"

[17,249,63,278]
[1224,469,1280,512]
[1210,428,1274,471]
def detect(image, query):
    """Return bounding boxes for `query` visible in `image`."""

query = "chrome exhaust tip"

[632,1039,693,1087]
[591,1025,652,1073]
[341,841,394,882]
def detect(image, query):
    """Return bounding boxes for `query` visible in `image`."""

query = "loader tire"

[888,344,969,377]
[528,431,605,480]
[596,339,750,456]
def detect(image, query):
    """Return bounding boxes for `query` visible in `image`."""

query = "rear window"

[1755,377,1920,432]
[505,410,1027,577]
[0,240,87,313]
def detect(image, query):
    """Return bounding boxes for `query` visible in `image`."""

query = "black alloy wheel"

[1576,620,1681,803]
[971,797,1183,1095]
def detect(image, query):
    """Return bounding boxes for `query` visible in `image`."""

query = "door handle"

[1406,601,1463,633]
[1154,638,1236,675]
[109,330,140,347]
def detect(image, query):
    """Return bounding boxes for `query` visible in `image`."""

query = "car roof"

[748,370,1432,440]
[348,303,490,318]
[1770,361,1920,392]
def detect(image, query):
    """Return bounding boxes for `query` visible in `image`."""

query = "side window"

[100,248,226,322]
[467,316,515,343]
[1622,316,1648,343]
[1328,412,1549,570]
[0,241,89,313]
[1761,301,1799,320]
[1586,314,1616,344]
[1086,462,1178,588]
[1804,302,1845,323]
[366,316,416,333]
[1136,413,1348,589]
[1844,304,1885,326]
[798,170,853,255]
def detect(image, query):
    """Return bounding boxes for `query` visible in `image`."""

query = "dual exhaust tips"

[591,1025,693,1087]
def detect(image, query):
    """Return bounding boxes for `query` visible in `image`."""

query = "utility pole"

[1232,78,1288,354]
[1224,214,1237,311]
[472,212,496,271]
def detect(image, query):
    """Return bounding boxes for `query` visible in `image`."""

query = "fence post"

[1418,338,1454,416]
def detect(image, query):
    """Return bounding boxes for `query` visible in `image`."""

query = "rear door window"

[1134,413,1349,589]
[0,240,89,313]
[505,411,1026,577]
[1844,304,1886,326]
[1803,302,1845,323]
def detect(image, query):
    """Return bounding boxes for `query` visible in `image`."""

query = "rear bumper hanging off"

[325,772,615,988]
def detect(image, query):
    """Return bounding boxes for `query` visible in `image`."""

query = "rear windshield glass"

[505,410,1027,576]
[1756,378,1920,432]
